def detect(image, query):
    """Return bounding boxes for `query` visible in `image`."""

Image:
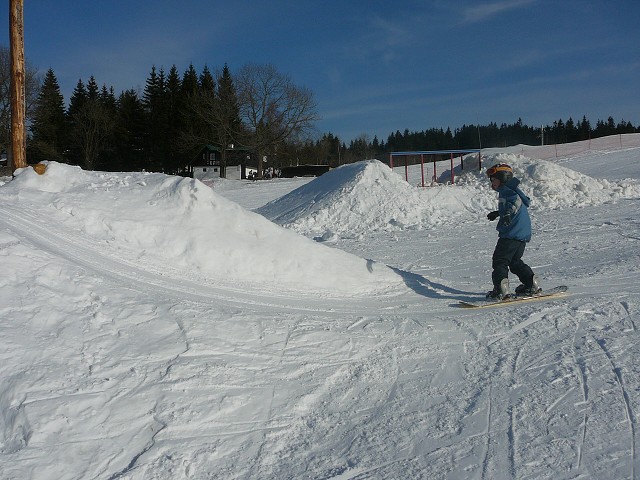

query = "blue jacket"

[496,177,532,242]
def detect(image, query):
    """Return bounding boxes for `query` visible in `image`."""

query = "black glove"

[503,214,512,226]
[487,211,499,221]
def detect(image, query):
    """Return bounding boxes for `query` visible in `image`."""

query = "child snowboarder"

[485,163,540,299]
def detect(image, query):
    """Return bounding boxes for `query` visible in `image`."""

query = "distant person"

[485,163,540,299]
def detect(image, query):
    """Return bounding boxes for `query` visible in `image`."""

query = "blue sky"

[4,0,639,143]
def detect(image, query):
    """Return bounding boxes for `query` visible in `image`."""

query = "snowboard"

[459,285,568,309]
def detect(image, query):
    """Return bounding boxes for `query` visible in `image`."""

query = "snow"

[257,151,639,239]
[256,160,493,240]
[0,163,398,295]
[1,133,640,479]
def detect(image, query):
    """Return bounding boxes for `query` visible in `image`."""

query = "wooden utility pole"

[9,0,27,171]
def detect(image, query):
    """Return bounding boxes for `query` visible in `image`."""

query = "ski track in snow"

[1,135,640,479]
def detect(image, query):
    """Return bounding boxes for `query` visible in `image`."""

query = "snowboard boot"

[515,275,541,296]
[486,278,509,300]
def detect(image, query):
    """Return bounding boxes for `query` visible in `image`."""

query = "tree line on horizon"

[1,46,318,176]
[1,46,638,174]
[276,116,638,169]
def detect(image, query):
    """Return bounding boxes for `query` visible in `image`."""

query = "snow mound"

[258,155,638,241]
[257,160,493,239]
[10,162,92,192]
[479,153,640,209]
[4,162,401,295]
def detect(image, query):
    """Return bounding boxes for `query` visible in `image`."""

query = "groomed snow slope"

[1,133,639,479]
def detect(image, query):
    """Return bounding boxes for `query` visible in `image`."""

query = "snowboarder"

[485,163,540,299]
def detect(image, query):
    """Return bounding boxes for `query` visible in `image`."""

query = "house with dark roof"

[186,145,254,184]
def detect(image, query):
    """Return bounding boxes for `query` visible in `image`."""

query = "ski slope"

[1,134,639,479]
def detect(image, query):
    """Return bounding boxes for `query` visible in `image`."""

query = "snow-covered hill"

[257,148,639,240]
[0,162,398,294]
[1,134,639,479]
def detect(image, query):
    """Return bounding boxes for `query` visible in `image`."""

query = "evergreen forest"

[2,51,638,176]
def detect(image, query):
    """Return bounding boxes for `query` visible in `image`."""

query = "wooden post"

[10,0,27,171]
[450,152,454,184]
[432,155,436,182]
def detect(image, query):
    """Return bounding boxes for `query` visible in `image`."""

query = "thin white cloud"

[340,15,411,65]
[461,0,537,24]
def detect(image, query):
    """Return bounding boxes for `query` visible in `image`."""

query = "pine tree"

[67,79,87,119]
[143,66,170,171]
[579,115,591,140]
[216,64,242,166]
[199,65,216,93]
[86,76,100,101]
[65,79,88,165]
[66,76,116,170]
[174,64,202,164]
[163,65,183,173]
[565,117,576,143]
[97,84,118,168]
[115,89,146,171]
[181,64,199,98]
[30,68,66,162]
[100,85,117,111]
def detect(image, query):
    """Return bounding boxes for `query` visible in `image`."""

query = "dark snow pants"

[491,237,534,288]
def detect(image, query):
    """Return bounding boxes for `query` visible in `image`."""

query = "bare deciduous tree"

[0,45,40,165]
[236,63,318,178]
[71,100,114,170]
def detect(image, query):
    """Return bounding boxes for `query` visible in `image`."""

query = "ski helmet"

[487,163,513,184]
